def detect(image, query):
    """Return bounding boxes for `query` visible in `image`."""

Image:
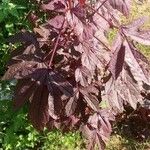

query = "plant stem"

[89,0,108,17]
[48,20,65,68]
[87,4,119,29]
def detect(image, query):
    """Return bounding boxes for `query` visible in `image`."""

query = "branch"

[48,20,65,68]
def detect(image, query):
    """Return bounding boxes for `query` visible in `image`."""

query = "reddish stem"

[48,20,65,68]
[89,0,108,17]
[87,4,119,29]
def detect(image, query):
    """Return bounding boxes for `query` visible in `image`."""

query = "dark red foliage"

[2,0,150,149]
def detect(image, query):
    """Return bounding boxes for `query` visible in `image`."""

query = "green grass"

[122,0,150,27]
[106,134,150,150]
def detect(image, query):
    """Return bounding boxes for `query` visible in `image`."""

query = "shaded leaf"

[65,90,79,116]
[80,88,100,111]
[2,61,38,80]
[7,31,39,49]
[109,44,125,79]
[48,71,73,97]
[29,85,50,130]
[13,79,36,109]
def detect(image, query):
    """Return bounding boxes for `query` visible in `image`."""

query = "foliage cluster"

[1,0,150,149]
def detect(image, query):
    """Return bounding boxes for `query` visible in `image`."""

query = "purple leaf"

[81,111,114,150]
[2,61,38,80]
[79,43,105,72]
[66,11,84,39]
[47,91,58,120]
[125,30,150,46]
[2,0,150,149]
[108,0,131,16]
[47,15,66,29]
[13,79,35,109]
[41,0,66,12]
[104,67,143,112]
[109,44,125,79]
[80,88,100,111]
[65,90,79,116]
[125,16,149,31]
[71,4,86,21]
[124,41,150,85]
[122,17,150,45]
[75,67,92,86]
[7,31,39,50]
[29,85,50,130]
[47,71,74,97]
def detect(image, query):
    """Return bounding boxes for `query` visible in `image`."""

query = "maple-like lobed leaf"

[122,17,150,45]
[124,16,149,31]
[125,30,150,46]
[81,125,102,149]
[76,42,106,72]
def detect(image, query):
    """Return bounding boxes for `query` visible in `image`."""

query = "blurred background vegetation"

[0,0,150,149]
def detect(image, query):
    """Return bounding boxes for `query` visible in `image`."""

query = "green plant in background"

[0,0,25,25]
[0,0,28,40]
[0,45,9,76]
[0,0,32,76]
[0,100,83,150]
